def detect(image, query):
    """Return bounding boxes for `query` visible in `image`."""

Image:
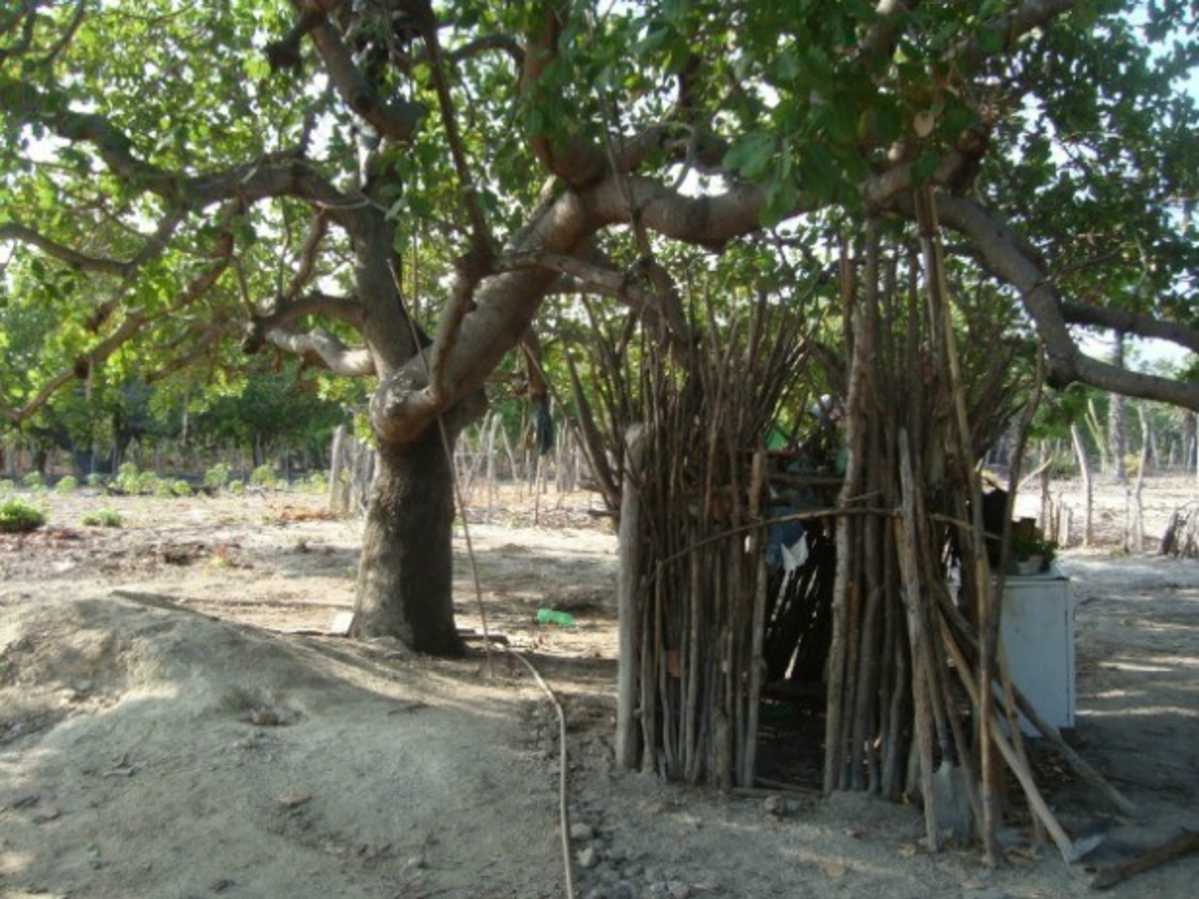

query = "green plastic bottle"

[536,608,576,627]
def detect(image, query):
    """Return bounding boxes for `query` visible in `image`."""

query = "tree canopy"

[1,0,1197,440]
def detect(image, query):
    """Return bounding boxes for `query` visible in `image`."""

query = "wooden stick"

[616,426,646,770]
[917,185,999,864]
[825,286,871,794]
[896,431,939,851]
[742,450,768,787]
[1090,829,1199,891]
[684,545,702,782]
[938,618,1080,865]
[931,584,1137,818]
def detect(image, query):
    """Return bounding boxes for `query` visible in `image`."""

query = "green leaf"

[911,149,940,184]
[722,132,776,180]
[976,26,1004,56]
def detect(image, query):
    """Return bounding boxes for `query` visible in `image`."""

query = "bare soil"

[0,478,1197,898]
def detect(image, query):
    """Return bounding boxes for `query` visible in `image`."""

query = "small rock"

[10,794,40,810]
[763,795,786,817]
[275,790,313,809]
[571,822,596,841]
[667,881,692,899]
[820,862,847,879]
[577,846,599,869]
[32,806,61,824]
[609,880,636,899]
[246,708,282,727]
[210,878,235,893]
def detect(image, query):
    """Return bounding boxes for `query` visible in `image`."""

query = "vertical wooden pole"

[1070,424,1093,546]
[825,229,868,794]
[328,425,346,513]
[742,450,768,787]
[616,426,646,770]
[897,430,939,851]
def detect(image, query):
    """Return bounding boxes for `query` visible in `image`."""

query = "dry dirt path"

[0,485,1196,898]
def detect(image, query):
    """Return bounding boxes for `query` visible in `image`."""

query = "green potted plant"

[1009,533,1057,575]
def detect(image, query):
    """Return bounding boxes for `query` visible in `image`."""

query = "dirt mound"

[0,596,561,899]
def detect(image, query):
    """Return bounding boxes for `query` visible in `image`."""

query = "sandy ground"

[0,478,1197,898]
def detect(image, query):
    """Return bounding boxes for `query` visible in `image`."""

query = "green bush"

[86,472,106,488]
[21,471,43,489]
[171,479,192,497]
[204,463,231,489]
[304,472,328,494]
[55,475,79,494]
[0,479,14,494]
[82,508,123,528]
[114,462,141,494]
[152,477,175,498]
[136,471,162,494]
[1123,452,1147,479]
[0,498,46,533]
[250,464,278,488]
[228,480,245,495]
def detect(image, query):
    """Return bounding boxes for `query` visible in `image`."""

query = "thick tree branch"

[32,0,84,68]
[243,291,366,354]
[3,229,235,425]
[264,0,346,71]
[583,175,776,248]
[929,193,1199,411]
[955,0,1076,72]
[419,7,498,407]
[305,12,424,141]
[282,210,330,300]
[863,150,967,210]
[0,221,135,277]
[447,34,524,70]
[264,326,376,376]
[85,209,186,331]
[3,78,363,216]
[503,250,689,347]
[520,2,608,187]
[0,1,38,61]
[1060,302,1199,356]
[394,33,525,76]
[860,1,913,62]
[145,323,227,384]
[1,78,174,193]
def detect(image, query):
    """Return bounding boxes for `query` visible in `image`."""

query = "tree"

[2,0,1197,653]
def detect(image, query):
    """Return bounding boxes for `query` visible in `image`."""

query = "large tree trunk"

[349,421,465,656]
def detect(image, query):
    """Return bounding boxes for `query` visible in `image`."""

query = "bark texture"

[349,422,464,656]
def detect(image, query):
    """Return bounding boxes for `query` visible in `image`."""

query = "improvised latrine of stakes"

[590,189,1135,861]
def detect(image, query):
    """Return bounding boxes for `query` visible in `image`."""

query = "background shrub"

[0,498,45,533]
[82,508,123,528]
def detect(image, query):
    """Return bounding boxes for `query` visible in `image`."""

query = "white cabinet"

[999,566,1075,736]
